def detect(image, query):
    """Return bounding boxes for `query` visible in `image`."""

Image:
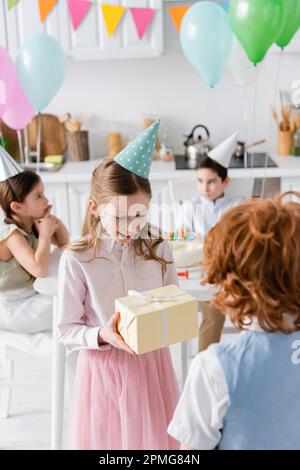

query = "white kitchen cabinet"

[67,180,168,240]
[1,0,163,60]
[41,156,300,242]
[45,182,70,229]
[0,0,61,59]
[60,0,163,60]
[280,177,300,194]
[67,182,90,239]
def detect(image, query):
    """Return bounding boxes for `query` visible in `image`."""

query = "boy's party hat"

[0,146,23,183]
[207,132,238,169]
[114,119,160,178]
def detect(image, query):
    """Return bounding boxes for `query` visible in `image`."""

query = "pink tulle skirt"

[68,347,180,450]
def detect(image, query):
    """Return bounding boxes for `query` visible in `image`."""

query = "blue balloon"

[219,1,230,12]
[180,1,233,87]
[16,33,66,112]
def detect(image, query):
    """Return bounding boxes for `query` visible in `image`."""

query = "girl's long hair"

[68,158,170,275]
[0,170,41,232]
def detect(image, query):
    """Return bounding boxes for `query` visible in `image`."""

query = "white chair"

[0,249,72,450]
[0,330,52,418]
[33,249,78,450]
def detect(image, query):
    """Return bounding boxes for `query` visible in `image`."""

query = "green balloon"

[230,0,286,64]
[276,0,300,48]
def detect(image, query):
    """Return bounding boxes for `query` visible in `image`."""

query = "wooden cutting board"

[28,114,67,160]
[1,114,67,161]
[0,121,20,159]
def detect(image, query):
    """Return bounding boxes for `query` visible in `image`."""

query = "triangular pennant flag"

[38,0,58,22]
[130,8,154,40]
[168,6,190,33]
[114,119,160,179]
[67,0,92,31]
[207,132,238,169]
[101,4,126,36]
[7,0,19,10]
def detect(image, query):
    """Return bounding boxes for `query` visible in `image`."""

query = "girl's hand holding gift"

[98,312,135,355]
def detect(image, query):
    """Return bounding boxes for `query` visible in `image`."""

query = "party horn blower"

[177,269,189,279]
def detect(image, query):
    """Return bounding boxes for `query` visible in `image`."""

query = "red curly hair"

[202,192,300,333]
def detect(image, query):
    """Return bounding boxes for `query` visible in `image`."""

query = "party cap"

[0,145,23,182]
[114,119,160,178]
[207,132,238,169]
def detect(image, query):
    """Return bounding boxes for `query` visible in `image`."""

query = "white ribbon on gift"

[125,289,186,348]
[127,289,185,304]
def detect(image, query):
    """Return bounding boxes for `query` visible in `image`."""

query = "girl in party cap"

[57,119,180,450]
[0,146,69,338]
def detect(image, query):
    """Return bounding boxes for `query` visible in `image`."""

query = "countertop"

[39,155,300,184]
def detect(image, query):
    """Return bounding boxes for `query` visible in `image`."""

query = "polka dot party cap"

[114,119,160,178]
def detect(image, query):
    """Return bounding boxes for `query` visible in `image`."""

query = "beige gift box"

[116,284,198,355]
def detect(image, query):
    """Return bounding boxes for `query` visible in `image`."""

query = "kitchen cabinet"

[66,180,168,240]
[40,156,300,241]
[45,182,70,229]
[67,182,90,239]
[280,177,300,194]
[1,0,163,60]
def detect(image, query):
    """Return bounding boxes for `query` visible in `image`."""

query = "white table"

[177,268,218,301]
[175,269,218,387]
[34,253,216,450]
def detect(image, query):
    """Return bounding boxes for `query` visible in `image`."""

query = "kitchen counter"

[40,154,300,183]
[41,154,300,240]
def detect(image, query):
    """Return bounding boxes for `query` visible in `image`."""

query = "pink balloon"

[2,78,35,130]
[0,47,17,118]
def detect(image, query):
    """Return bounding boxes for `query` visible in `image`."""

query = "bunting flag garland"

[168,5,190,33]
[7,0,20,10]
[8,0,159,38]
[38,0,58,22]
[130,7,155,40]
[67,0,92,31]
[101,4,126,36]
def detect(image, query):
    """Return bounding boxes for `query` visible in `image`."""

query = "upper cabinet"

[0,0,163,61]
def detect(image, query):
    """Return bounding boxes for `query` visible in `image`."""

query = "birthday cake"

[171,239,204,268]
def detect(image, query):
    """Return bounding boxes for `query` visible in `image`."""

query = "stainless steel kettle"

[183,124,212,169]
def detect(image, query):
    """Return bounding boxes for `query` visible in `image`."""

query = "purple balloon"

[0,47,17,118]
[2,77,35,130]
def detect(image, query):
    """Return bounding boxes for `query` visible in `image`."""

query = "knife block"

[278,130,293,156]
[66,130,90,161]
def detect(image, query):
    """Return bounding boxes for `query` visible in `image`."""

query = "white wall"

[47,4,300,159]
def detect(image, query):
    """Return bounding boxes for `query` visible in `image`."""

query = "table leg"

[180,341,188,390]
[51,296,65,450]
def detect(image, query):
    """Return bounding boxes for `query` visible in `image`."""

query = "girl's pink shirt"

[57,237,178,353]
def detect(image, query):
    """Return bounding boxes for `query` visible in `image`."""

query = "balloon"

[180,1,233,87]
[0,47,17,118]
[226,36,259,88]
[2,78,35,130]
[230,0,286,65]
[219,1,230,12]
[16,33,66,112]
[276,0,300,49]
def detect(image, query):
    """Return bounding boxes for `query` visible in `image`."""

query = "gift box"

[116,284,198,355]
